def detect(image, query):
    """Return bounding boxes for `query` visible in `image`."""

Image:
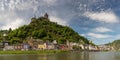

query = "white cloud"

[0,0,59,30]
[84,11,119,23]
[15,2,34,10]
[92,27,113,33]
[87,33,111,38]
[112,34,120,40]
[0,11,25,30]
[81,34,86,36]
[0,0,41,30]
[42,0,57,5]
[1,18,25,30]
[50,16,68,26]
[17,0,57,10]
[7,0,38,11]
[0,0,39,12]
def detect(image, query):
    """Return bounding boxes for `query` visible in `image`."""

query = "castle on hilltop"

[31,13,49,22]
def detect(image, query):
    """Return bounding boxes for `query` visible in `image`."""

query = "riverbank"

[0,50,68,54]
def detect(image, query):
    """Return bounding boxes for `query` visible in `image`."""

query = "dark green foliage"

[106,39,120,50]
[1,17,89,44]
[0,30,9,42]
[73,45,82,50]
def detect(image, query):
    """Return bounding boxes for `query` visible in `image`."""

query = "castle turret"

[44,13,49,19]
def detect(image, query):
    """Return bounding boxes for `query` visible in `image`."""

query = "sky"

[0,0,120,45]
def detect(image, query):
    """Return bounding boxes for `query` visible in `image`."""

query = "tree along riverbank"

[0,50,68,54]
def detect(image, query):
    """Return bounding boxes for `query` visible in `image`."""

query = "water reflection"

[89,52,120,60]
[0,52,89,60]
[0,52,120,60]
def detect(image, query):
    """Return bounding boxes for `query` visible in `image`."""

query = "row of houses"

[3,44,29,51]
[0,39,78,51]
[1,39,106,51]
[97,45,114,51]
[88,44,115,51]
[1,40,92,51]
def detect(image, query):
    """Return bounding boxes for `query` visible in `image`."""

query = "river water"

[0,52,120,60]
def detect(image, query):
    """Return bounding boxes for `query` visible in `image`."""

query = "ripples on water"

[0,52,120,60]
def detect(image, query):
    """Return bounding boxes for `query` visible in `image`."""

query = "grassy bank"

[0,50,68,54]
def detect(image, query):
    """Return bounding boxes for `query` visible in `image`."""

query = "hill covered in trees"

[0,14,89,44]
[105,40,120,50]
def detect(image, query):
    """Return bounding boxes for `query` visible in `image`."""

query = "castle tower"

[44,13,49,19]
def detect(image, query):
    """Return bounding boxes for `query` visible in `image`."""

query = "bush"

[73,45,81,50]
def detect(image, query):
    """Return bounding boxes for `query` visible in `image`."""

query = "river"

[0,52,120,60]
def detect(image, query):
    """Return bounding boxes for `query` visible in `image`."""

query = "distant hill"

[1,14,89,44]
[105,40,120,50]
